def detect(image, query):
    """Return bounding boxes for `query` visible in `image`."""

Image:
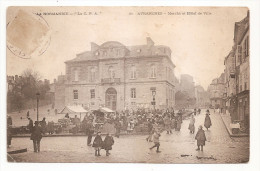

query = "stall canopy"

[100,107,114,113]
[59,105,88,114]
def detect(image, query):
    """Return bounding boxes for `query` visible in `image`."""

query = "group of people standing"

[146,109,212,153]
[92,132,115,156]
[189,109,212,151]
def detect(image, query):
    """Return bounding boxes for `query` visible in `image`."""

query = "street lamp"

[152,90,156,111]
[36,92,40,122]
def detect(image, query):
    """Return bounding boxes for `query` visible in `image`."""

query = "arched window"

[108,66,115,78]
[151,64,156,78]
[131,65,136,79]
[90,67,96,82]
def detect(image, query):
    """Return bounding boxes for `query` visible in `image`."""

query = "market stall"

[58,105,88,134]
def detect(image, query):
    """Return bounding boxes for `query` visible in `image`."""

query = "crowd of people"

[7,108,212,156]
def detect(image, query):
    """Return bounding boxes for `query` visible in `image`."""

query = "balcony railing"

[101,78,120,84]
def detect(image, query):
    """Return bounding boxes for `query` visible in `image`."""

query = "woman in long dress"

[188,115,195,134]
[204,111,212,130]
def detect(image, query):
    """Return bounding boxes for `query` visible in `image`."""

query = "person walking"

[92,131,103,156]
[188,115,195,134]
[86,120,94,146]
[40,117,47,135]
[27,111,30,119]
[164,115,172,134]
[114,119,121,138]
[30,121,43,153]
[146,119,154,142]
[103,133,114,156]
[7,115,13,148]
[28,118,33,133]
[149,131,161,153]
[204,111,212,130]
[176,114,182,131]
[195,125,207,151]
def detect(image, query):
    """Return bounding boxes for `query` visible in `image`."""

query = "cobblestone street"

[8,110,249,163]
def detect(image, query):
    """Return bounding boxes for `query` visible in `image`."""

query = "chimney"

[146,37,154,47]
[91,42,99,52]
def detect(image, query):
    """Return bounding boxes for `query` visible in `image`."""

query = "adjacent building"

[180,74,195,98]
[63,38,176,111]
[231,11,250,125]
[195,85,210,108]
[208,73,225,109]
[221,11,249,132]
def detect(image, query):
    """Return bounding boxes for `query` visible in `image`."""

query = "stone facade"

[64,38,176,111]
[195,85,210,108]
[208,73,225,109]
[219,11,250,129]
[180,74,195,98]
[232,11,250,124]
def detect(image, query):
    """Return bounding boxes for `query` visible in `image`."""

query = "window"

[108,66,115,78]
[237,45,242,64]
[244,82,247,91]
[131,66,136,79]
[151,64,156,78]
[90,67,95,82]
[131,88,136,98]
[73,68,79,81]
[73,90,78,100]
[90,89,95,99]
[245,36,249,57]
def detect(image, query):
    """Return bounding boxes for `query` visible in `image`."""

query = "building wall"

[63,38,176,112]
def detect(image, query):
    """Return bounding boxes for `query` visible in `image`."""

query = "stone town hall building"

[63,38,176,111]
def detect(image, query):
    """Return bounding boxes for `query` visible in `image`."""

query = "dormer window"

[95,51,99,56]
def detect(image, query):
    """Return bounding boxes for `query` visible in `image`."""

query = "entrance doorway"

[105,88,117,111]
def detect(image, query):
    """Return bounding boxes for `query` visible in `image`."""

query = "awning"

[100,107,114,113]
[59,105,88,114]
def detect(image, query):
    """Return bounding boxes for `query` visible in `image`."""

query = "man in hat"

[30,121,43,152]
[41,117,47,135]
[86,120,94,146]
[28,117,33,133]
[7,115,13,148]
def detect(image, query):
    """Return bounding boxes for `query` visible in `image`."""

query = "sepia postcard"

[5,6,252,165]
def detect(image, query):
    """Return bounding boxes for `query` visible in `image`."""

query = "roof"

[234,12,249,45]
[65,38,174,65]
[59,105,88,114]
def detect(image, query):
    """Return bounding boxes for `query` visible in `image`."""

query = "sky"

[6,6,248,89]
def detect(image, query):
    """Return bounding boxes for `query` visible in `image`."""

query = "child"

[92,131,103,156]
[195,125,207,151]
[103,133,114,156]
[149,131,161,153]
